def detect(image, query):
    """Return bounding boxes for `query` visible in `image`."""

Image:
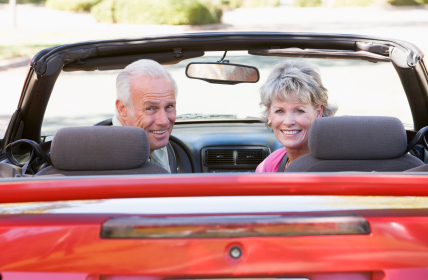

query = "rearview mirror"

[186,63,260,84]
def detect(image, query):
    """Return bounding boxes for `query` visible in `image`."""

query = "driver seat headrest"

[36,126,168,176]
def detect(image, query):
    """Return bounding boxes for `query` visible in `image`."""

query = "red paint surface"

[2,174,428,277]
[1,272,89,280]
[1,210,428,276]
[0,174,428,203]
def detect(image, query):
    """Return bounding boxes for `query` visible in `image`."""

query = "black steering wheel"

[405,126,428,153]
[6,139,52,170]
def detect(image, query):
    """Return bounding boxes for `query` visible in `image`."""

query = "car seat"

[404,165,428,172]
[285,116,424,172]
[36,126,168,176]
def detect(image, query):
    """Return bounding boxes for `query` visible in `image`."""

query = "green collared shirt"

[112,115,171,173]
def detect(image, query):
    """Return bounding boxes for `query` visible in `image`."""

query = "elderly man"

[113,59,177,173]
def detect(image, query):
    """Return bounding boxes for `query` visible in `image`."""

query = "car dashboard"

[170,121,282,173]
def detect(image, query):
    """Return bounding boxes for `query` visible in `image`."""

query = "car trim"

[1,173,428,203]
[100,213,371,238]
[31,32,423,75]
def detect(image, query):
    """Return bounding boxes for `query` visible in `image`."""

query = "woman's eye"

[275,110,283,114]
[297,109,305,113]
[146,107,153,111]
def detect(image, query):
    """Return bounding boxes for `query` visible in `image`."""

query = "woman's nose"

[282,112,296,126]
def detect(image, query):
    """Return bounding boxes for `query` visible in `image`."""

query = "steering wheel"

[405,126,428,153]
[6,139,52,170]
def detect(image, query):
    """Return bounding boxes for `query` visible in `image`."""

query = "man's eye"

[146,107,153,111]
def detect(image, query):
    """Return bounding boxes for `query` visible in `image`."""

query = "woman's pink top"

[255,148,287,173]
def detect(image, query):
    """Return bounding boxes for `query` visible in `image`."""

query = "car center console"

[201,146,270,173]
[171,122,282,173]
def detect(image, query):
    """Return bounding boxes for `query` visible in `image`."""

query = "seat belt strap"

[277,153,289,172]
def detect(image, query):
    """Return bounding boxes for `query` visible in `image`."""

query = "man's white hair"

[116,59,178,115]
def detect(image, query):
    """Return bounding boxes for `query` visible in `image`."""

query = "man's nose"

[155,109,169,126]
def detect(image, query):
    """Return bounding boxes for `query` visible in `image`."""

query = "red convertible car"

[1,32,428,279]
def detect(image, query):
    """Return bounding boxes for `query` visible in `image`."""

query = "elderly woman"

[256,60,337,172]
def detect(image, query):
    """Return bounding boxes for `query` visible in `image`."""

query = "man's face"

[118,76,176,153]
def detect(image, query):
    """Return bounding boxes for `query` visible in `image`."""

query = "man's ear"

[316,105,324,118]
[116,99,128,120]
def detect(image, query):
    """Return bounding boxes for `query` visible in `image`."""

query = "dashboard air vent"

[236,149,266,164]
[206,149,234,165]
[203,147,270,169]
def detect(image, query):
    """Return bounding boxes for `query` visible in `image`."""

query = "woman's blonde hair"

[260,59,337,122]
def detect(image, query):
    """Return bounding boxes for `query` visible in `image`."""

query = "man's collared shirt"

[112,115,171,173]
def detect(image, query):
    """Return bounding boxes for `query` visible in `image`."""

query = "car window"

[41,52,413,136]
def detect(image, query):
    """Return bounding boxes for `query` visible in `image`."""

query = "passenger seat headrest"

[309,116,407,160]
[50,126,150,171]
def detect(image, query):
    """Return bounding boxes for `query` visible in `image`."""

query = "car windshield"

[41,51,413,136]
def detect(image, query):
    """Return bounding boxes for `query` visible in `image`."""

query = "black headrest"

[50,126,150,171]
[309,116,407,160]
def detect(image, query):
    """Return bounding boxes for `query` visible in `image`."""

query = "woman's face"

[268,94,323,153]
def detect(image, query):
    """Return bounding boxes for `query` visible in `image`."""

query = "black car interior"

[1,33,428,177]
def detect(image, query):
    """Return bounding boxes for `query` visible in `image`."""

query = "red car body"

[2,174,428,279]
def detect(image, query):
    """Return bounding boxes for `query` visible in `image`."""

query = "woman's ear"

[316,105,324,118]
[267,105,271,120]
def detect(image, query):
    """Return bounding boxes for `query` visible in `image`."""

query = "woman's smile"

[281,130,301,135]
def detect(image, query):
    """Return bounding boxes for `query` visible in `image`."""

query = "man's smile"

[150,130,166,134]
